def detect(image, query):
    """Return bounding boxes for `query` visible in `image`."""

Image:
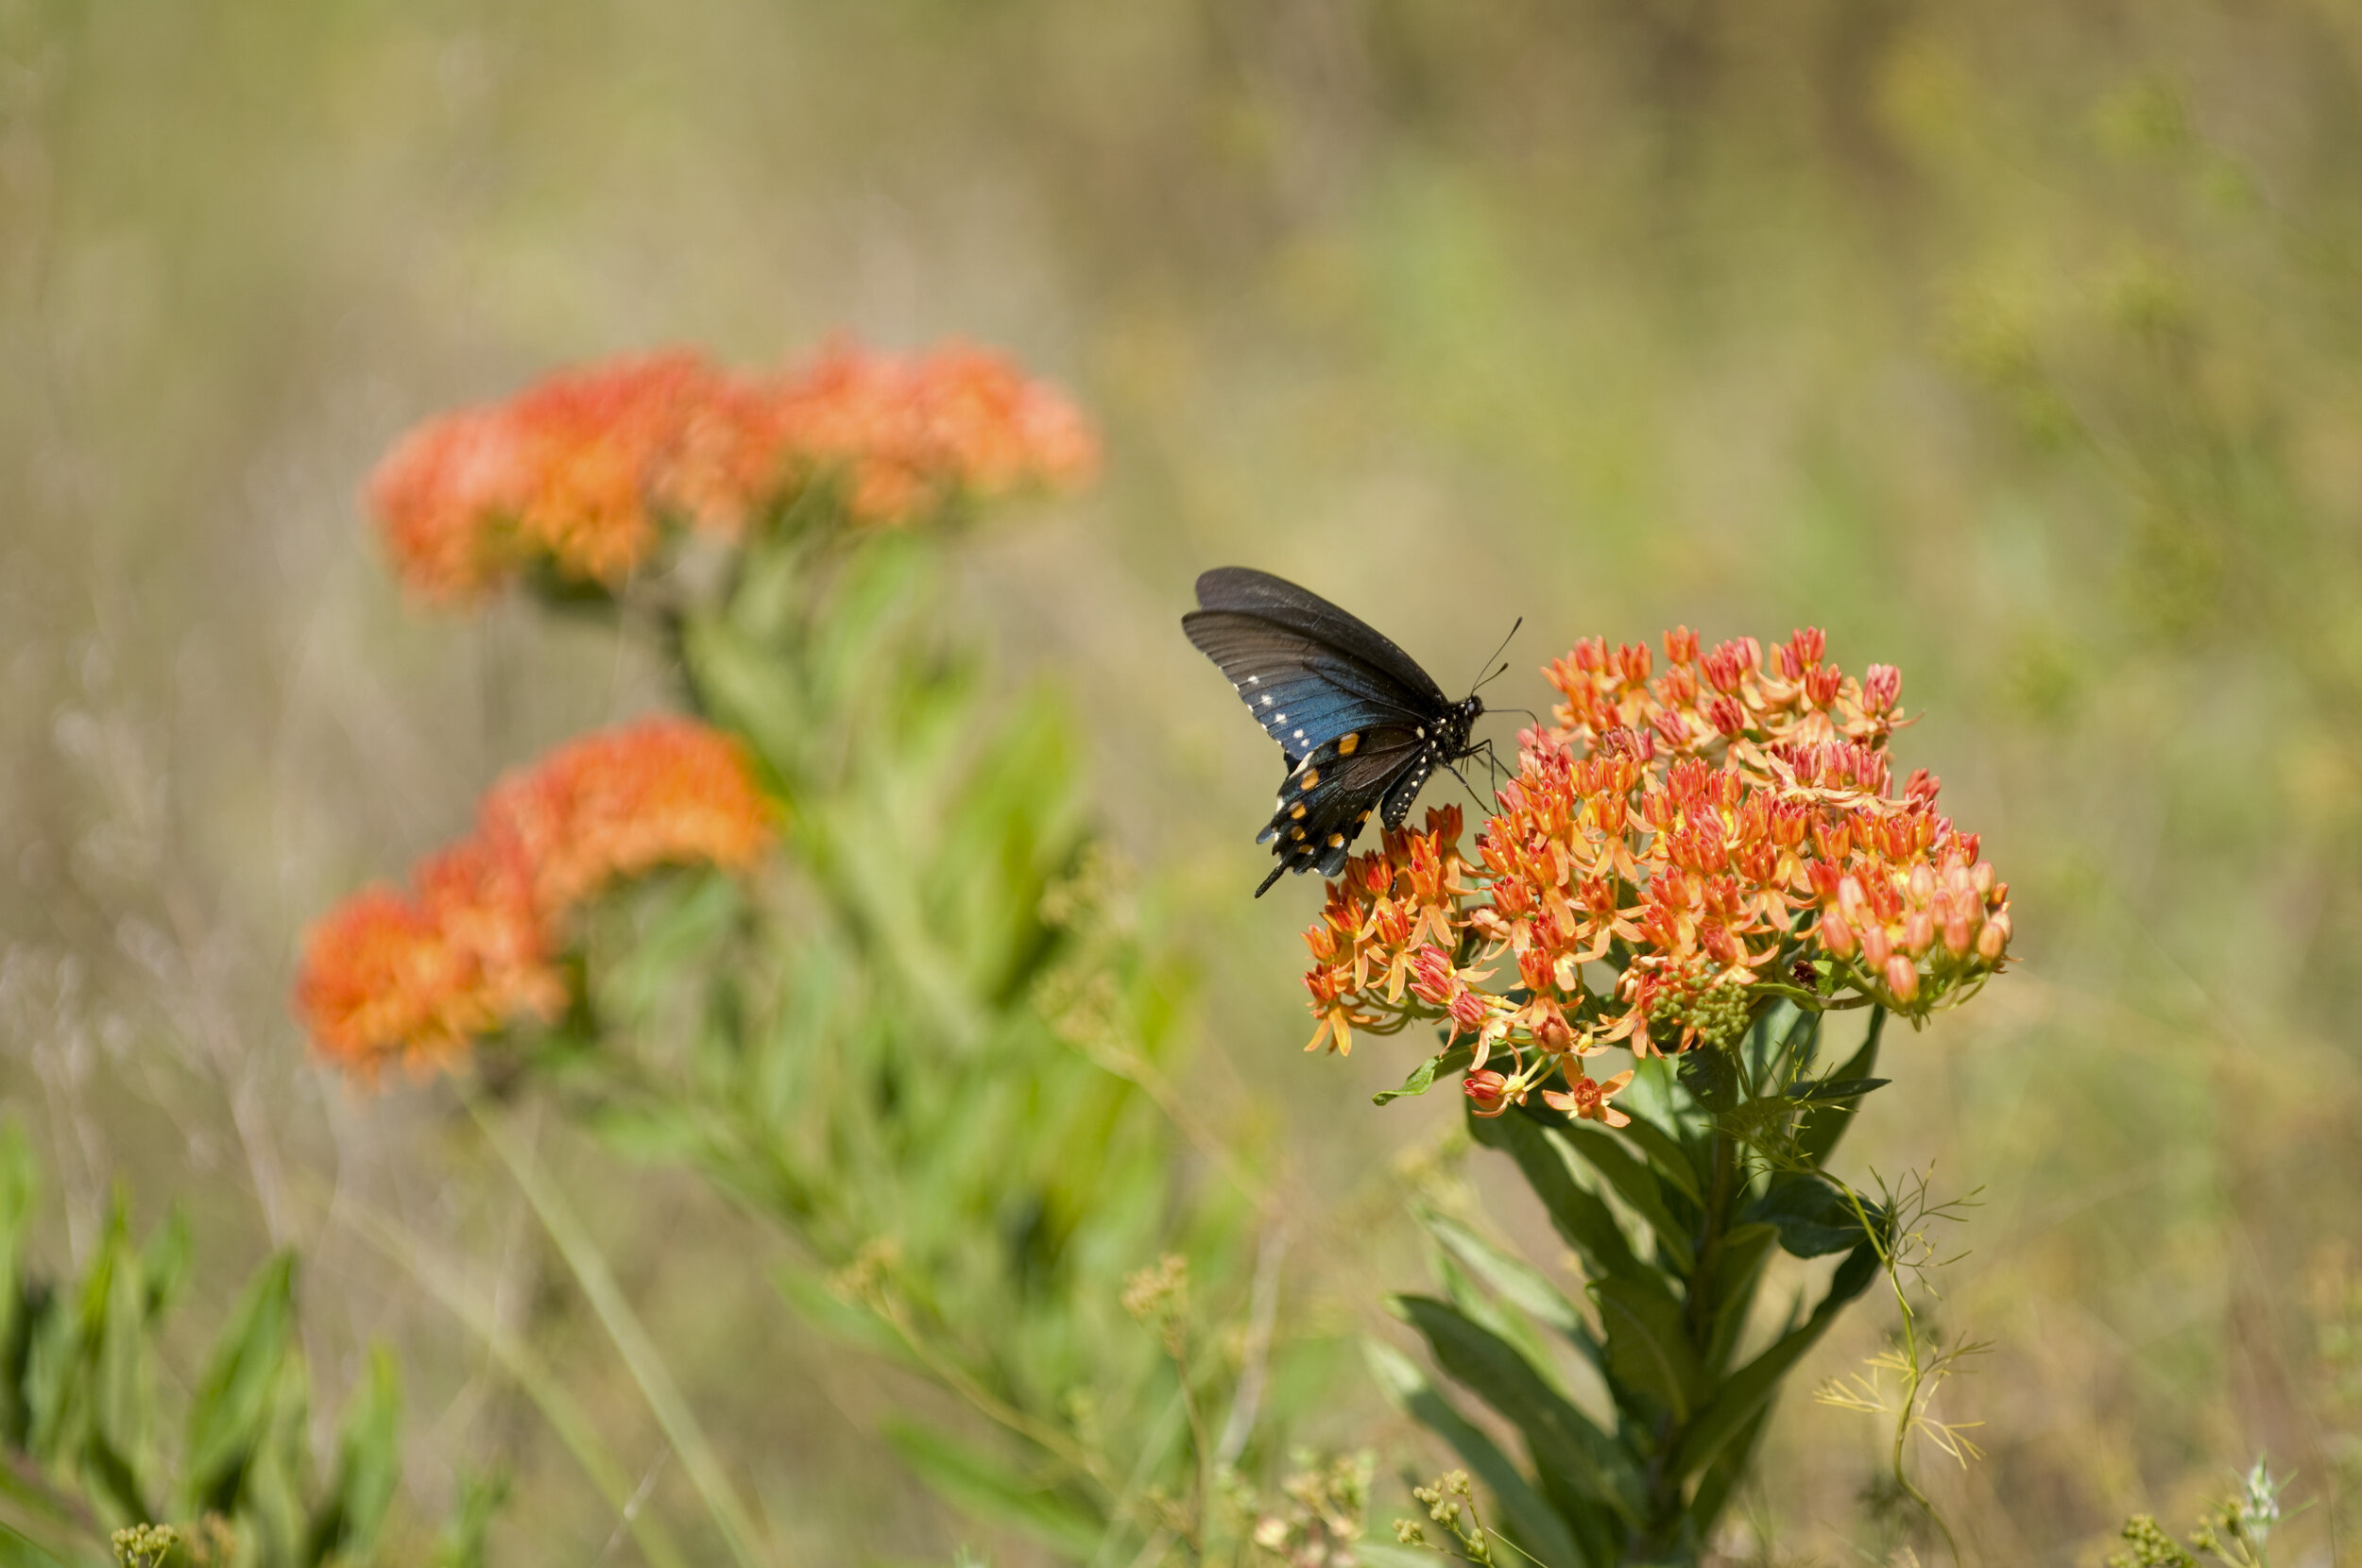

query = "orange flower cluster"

[1301,629,2012,1128]
[296,718,776,1078]
[369,341,1097,602]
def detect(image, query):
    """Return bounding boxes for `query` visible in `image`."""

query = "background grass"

[4,1,2361,1560]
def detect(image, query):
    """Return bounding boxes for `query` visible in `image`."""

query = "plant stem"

[339,1197,695,1568]
[464,1091,779,1568]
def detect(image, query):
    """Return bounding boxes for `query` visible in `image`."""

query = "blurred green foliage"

[0,1122,442,1568]
[4,0,2362,1562]
[494,523,1308,1562]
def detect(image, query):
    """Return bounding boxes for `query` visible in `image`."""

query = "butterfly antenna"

[1466,616,1524,696]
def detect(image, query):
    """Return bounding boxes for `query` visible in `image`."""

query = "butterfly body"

[1183,567,1485,895]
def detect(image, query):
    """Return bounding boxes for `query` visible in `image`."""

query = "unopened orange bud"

[1837,875,1869,922]
[1973,862,1995,897]
[1902,911,1935,956]
[1859,922,1892,969]
[1463,1069,1512,1117]
[1818,912,1858,959]
[1908,863,1936,903]
[1943,913,1976,956]
[1977,912,2011,962]
[1884,955,1920,1002]
[1702,644,1745,694]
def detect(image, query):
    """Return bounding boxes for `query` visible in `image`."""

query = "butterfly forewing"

[1183,612,1435,761]
[1189,569,1450,707]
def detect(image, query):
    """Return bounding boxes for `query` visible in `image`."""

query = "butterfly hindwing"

[1257,725,1423,854]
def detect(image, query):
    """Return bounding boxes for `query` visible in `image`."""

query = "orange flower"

[295,718,778,1080]
[368,340,1096,603]
[1463,1068,1516,1117]
[773,340,1099,524]
[480,718,776,914]
[292,872,556,1082]
[1300,627,2013,1122]
[370,353,747,603]
[1543,1070,1635,1127]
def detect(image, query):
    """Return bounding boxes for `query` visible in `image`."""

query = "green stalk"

[340,1198,694,1568]
[463,1092,779,1568]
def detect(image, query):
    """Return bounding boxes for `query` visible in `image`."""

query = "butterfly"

[1183,567,1492,896]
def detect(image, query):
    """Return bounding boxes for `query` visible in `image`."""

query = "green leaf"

[1355,1547,1455,1568]
[435,1469,509,1568]
[1744,1175,1875,1258]
[1416,1210,1600,1367]
[137,1212,190,1324]
[1614,1115,1704,1209]
[1681,1393,1776,1542]
[1703,1223,1781,1376]
[81,1427,147,1530]
[1675,1047,1737,1114]
[881,1421,1103,1561]
[1670,1239,1882,1482]
[1362,1341,1593,1568]
[680,615,812,797]
[0,1519,70,1568]
[1592,1275,1703,1420]
[1787,1077,1889,1103]
[182,1253,297,1513]
[305,1346,402,1566]
[1469,1113,1645,1286]
[1392,1296,1643,1526]
[1555,1122,1695,1275]
[0,1123,38,1450]
[1376,1044,1472,1106]
[83,1198,153,1522]
[1794,1010,1885,1167]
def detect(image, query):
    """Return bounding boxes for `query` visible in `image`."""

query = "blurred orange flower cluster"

[296,718,776,1079]
[1302,628,2012,1126]
[369,341,1098,602]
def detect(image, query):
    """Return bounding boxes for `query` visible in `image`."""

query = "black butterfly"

[1184,567,1488,896]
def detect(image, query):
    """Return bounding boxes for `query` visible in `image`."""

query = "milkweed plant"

[1302,631,2014,1565]
[278,336,2028,1568]
[293,339,1347,1568]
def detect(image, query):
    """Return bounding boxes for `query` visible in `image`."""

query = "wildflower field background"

[4,2,2362,1562]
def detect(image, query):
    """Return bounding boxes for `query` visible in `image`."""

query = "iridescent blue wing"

[1181,609,1438,766]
